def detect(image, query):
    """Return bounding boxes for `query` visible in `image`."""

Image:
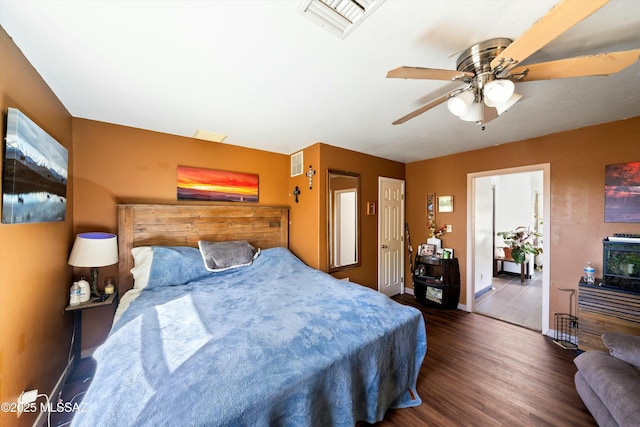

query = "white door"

[378,177,405,296]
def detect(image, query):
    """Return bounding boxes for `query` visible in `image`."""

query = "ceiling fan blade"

[392,93,451,125]
[509,49,640,81]
[387,66,473,81]
[490,0,610,71]
[483,105,499,124]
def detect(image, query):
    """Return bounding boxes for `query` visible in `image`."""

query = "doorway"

[466,164,550,334]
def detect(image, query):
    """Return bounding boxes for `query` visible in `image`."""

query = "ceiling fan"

[387,0,640,127]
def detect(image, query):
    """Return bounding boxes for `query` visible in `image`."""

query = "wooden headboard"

[117,204,289,294]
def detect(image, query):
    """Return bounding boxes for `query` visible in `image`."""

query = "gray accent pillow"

[198,240,260,272]
[602,332,640,369]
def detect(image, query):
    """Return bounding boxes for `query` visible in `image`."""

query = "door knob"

[382,245,388,249]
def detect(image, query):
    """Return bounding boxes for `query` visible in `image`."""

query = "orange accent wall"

[0,27,74,427]
[318,143,405,288]
[71,118,290,349]
[406,117,640,322]
[288,144,321,268]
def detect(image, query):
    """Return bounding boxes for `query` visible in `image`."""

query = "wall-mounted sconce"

[306,165,316,189]
[293,186,301,203]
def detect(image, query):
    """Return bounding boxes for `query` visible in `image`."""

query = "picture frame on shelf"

[424,244,436,256]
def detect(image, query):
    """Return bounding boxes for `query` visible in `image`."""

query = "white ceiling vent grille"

[299,0,386,39]
[291,151,304,177]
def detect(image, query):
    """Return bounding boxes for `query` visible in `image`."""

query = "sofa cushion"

[574,351,640,427]
[574,372,618,427]
[602,332,640,369]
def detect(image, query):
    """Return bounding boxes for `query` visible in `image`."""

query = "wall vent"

[298,0,386,39]
[291,151,304,177]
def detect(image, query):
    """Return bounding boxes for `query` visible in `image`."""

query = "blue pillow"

[147,246,210,288]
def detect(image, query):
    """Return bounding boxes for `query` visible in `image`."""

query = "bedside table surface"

[65,291,118,311]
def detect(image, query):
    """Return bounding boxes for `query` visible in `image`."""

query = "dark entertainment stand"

[413,255,460,309]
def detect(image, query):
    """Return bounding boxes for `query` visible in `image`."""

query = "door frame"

[377,176,406,295]
[466,163,551,334]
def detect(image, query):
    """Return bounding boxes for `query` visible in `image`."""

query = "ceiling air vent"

[291,151,304,177]
[299,0,386,39]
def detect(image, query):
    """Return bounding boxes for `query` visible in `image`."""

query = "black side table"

[65,291,118,365]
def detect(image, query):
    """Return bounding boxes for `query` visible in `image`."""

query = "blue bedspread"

[73,247,426,426]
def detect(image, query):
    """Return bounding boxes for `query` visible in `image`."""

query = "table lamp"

[68,232,118,296]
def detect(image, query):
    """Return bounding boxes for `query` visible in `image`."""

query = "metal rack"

[554,288,578,350]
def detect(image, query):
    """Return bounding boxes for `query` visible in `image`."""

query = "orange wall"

[318,143,405,288]
[406,117,640,323]
[72,118,290,348]
[288,144,321,268]
[0,27,74,427]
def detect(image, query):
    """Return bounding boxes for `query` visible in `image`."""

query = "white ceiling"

[2,0,639,163]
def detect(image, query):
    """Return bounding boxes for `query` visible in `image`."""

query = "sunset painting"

[177,166,258,202]
[605,161,640,223]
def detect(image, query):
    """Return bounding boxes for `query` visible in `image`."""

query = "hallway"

[475,271,542,331]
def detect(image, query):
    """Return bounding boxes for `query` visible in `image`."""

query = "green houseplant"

[497,226,543,264]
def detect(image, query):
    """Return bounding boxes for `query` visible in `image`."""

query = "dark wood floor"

[54,294,596,427]
[371,294,596,426]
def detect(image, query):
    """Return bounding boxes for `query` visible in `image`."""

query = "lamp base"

[90,267,102,297]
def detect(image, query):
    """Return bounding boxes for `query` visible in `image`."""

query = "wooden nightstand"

[65,291,118,365]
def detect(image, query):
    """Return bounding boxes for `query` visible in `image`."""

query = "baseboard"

[34,355,75,427]
[474,284,494,299]
[546,328,578,346]
[404,287,414,296]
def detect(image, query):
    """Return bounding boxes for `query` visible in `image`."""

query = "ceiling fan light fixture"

[447,90,475,116]
[460,102,483,122]
[483,79,515,105]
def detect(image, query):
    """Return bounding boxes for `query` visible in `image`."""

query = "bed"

[72,204,427,426]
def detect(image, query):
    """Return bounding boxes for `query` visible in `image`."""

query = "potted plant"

[497,226,543,264]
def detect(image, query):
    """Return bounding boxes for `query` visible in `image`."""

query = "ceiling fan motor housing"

[456,38,513,94]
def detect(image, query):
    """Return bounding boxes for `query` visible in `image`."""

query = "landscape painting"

[177,166,259,202]
[2,108,68,224]
[605,161,640,223]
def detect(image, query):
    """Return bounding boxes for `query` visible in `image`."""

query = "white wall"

[494,171,543,274]
[474,176,494,295]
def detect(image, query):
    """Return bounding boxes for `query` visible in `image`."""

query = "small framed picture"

[424,244,436,256]
[366,201,376,216]
[426,193,436,221]
[437,195,453,212]
[442,248,454,259]
[418,243,435,256]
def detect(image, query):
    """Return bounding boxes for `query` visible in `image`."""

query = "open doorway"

[466,164,550,334]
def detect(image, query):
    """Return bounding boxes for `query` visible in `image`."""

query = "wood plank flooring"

[370,294,596,426]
